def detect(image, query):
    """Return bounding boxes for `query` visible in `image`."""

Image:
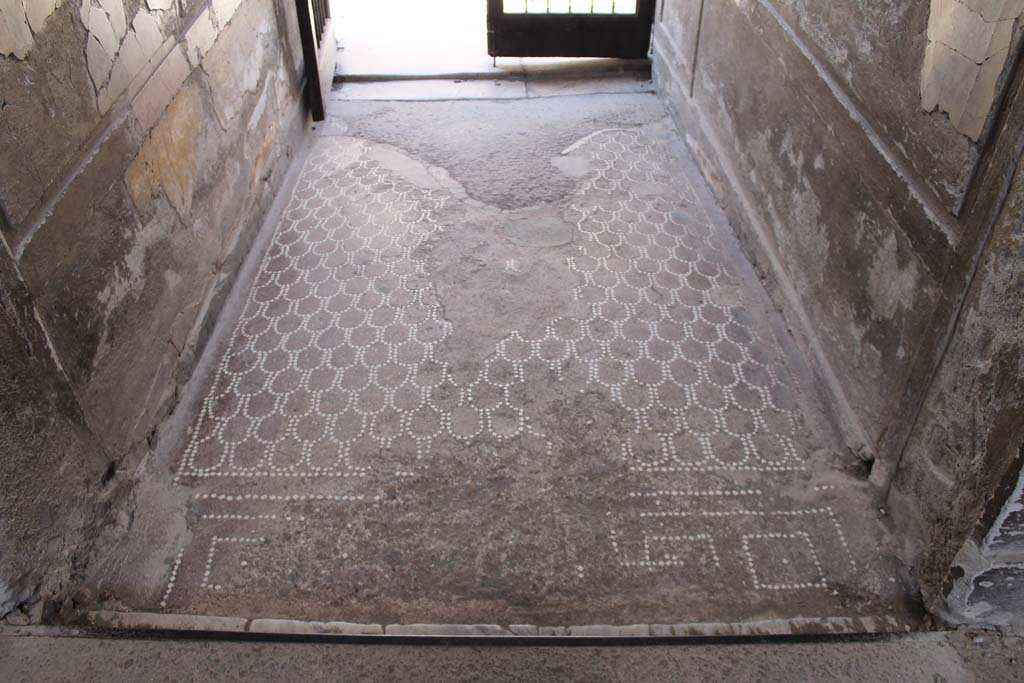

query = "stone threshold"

[330,74,655,101]
[74,610,918,641]
[335,58,651,83]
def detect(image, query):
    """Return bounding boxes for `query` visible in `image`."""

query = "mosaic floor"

[86,96,916,627]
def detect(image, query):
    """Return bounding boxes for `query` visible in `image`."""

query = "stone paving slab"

[81,609,909,638]
[331,74,655,102]
[6,629,1020,683]
[80,95,916,628]
[333,78,530,101]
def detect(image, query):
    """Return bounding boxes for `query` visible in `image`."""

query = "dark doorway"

[488,0,655,58]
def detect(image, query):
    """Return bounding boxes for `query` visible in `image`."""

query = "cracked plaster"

[921,0,1024,140]
[0,0,63,59]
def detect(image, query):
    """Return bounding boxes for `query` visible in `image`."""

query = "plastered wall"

[0,0,308,619]
[653,0,1024,608]
[891,83,1024,612]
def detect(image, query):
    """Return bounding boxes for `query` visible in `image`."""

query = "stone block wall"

[652,0,1024,607]
[0,0,308,618]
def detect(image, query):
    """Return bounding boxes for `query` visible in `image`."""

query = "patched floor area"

[81,94,918,629]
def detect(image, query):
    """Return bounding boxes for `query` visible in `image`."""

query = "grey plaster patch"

[551,154,593,179]
[327,95,665,210]
[499,208,575,247]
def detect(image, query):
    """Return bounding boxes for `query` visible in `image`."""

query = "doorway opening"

[330,0,652,80]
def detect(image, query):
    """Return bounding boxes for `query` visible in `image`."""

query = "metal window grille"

[502,0,639,14]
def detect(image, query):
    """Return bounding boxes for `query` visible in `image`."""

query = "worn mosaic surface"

[85,99,913,626]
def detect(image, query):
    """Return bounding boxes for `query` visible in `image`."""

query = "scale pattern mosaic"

[180,130,804,481]
[137,127,892,624]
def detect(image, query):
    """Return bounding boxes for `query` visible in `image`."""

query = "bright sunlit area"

[331,0,643,78]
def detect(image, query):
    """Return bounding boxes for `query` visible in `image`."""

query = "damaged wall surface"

[892,90,1024,615]
[945,450,1024,625]
[0,0,308,615]
[652,0,1024,607]
[0,232,109,620]
[922,0,1024,142]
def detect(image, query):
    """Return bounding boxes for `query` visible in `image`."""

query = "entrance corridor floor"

[81,93,919,631]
